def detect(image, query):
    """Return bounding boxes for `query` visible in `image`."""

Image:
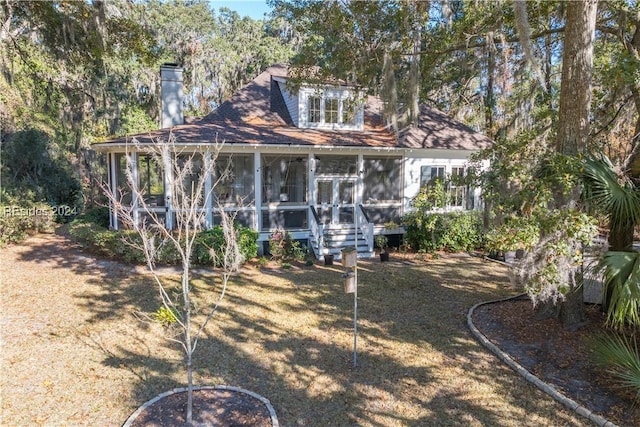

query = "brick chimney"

[160,63,184,128]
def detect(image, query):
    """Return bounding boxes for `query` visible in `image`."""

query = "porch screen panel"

[138,154,165,207]
[261,209,308,229]
[363,157,402,202]
[115,153,132,204]
[314,155,356,175]
[213,211,254,228]
[176,153,204,207]
[215,154,254,204]
[362,207,402,224]
[262,155,307,203]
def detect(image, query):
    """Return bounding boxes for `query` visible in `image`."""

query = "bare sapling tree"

[104,134,244,426]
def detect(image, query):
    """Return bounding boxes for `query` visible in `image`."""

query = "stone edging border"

[121,385,279,427]
[467,295,619,427]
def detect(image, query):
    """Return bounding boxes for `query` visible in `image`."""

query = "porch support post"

[109,152,118,230]
[309,153,316,206]
[204,151,213,228]
[254,152,262,233]
[356,154,370,252]
[131,152,140,230]
[163,148,173,229]
[356,154,363,208]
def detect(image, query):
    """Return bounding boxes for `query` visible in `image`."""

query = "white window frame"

[325,97,339,124]
[308,95,321,123]
[420,165,445,187]
[300,87,364,130]
[449,166,467,208]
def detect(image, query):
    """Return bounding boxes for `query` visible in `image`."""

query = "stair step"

[311,227,375,260]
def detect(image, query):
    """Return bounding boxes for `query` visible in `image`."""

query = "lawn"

[0,231,589,426]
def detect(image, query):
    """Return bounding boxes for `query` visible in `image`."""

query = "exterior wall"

[403,148,482,213]
[276,81,299,126]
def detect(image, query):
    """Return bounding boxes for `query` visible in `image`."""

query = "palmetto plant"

[583,155,640,252]
[596,251,640,328]
[592,332,640,403]
[583,155,640,329]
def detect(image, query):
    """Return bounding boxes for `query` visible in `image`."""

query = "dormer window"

[300,87,364,130]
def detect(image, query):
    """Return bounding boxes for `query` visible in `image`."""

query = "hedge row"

[69,216,258,266]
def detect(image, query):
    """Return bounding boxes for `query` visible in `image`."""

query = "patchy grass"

[0,232,589,426]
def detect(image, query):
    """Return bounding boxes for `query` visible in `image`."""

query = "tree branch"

[414,27,566,56]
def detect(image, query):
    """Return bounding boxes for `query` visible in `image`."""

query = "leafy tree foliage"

[274,0,638,326]
[1,0,298,212]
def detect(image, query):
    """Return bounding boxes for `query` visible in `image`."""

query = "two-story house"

[92,64,493,258]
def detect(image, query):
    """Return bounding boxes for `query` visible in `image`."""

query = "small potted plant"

[375,234,389,262]
[323,231,334,265]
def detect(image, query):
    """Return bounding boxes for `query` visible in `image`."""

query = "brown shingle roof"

[399,105,494,150]
[94,64,492,151]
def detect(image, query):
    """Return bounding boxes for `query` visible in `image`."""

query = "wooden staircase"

[310,225,375,260]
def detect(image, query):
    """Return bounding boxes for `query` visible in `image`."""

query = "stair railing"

[309,206,324,257]
[357,204,374,252]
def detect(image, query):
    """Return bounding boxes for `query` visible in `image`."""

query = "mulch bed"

[472,296,640,426]
[128,389,273,427]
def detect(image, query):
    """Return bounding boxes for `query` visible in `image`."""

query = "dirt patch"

[129,389,273,426]
[472,297,640,426]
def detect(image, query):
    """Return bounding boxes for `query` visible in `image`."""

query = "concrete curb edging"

[467,295,619,427]
[122,385,279,427]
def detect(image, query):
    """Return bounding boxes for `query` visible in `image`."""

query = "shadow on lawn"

[15,234,585,426]
[238,258,584,426]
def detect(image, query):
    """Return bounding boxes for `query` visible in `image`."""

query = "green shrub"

[268,229,305,261]
[0,203,56,246]
[195,225,258,266]
[403,211,482,253]
[70,219,258,267]
[76,206,110,228]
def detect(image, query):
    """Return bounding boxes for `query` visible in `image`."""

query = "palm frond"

[596,251,640,328]
[592,332,640,403]
[583,156,640,233]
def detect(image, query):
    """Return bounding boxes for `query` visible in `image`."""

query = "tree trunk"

[183,266,194,427]
[560,280,587,328]
[485,33,495,135]
[554,0,598,327]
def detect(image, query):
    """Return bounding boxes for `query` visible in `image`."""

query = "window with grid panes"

[449,167,466,207]
[325,98,339,123]
[308,96,321,123]
[420,166,445,187]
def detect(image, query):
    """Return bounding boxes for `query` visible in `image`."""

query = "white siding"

[403,150,482,212]
[277,81,299,126]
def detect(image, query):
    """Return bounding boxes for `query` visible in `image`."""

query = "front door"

[316,178,355,226]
